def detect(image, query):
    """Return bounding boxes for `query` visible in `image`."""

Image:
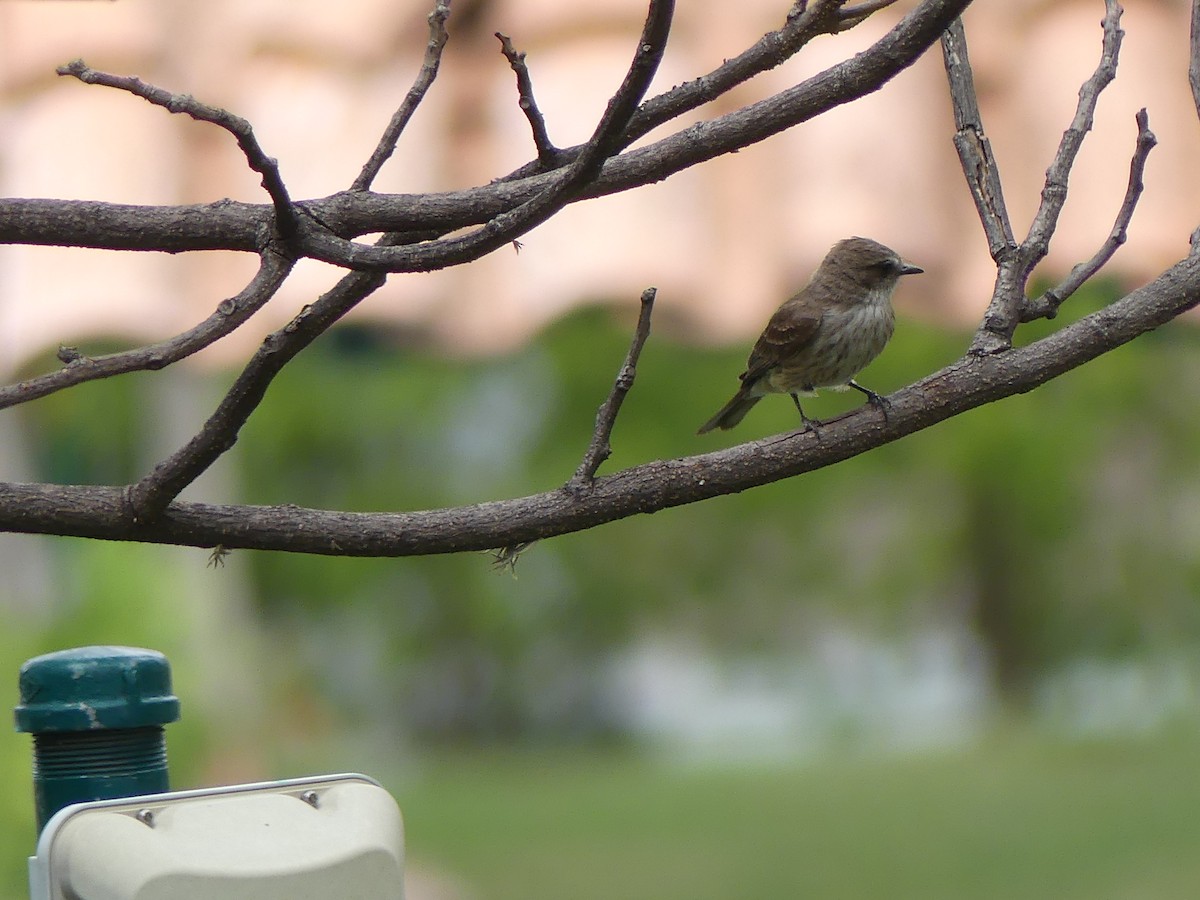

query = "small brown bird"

[698,237,923,434]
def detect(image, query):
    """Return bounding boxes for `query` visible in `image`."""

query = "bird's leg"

[848,379,891,422]
[789,393,822,433]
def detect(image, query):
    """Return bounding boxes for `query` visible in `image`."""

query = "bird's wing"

[741,301,822,384]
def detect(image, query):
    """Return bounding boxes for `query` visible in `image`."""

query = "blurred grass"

[395,728,1200,900]
[8,727,1200,899]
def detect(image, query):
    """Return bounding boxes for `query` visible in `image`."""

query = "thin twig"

[1021,0,1124,266]
[570,288,656,487]
[15,2,974,260]
[951,0,1126,354]
[940,18,1016,259]
[504,0,844,174]
[940,16,1023,356]
[351,0,452,192]
[496,32,561,169]
[0,250,294,411]
[1190,0,1200,256]
[838,0,901,28]
[57,59,298,239]
[493,0,900,179]
[1023,108,1156,322]
[1190,0,1200,118]
[296,0,676,273]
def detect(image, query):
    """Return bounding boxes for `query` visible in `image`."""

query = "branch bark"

[118,0,674,521]
[351,0,453,192]
[571,287,656,487]
[0,0,973,261]
[943,0,1128,355]
[1,0,1189,563]
[2,248,1197,557]
[941,18,1016,259]
[0,249,294,410]
[56,60,299,241]
[1023,108,1156,322]
[1191,0,1200,115]
[125,261,393,520]
[496,31,562,170]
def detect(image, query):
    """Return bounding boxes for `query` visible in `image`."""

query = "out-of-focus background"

[4,1,1200,897]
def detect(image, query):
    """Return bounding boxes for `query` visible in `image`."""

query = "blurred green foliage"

[10,285,1200,736]
[4,283,1200,896]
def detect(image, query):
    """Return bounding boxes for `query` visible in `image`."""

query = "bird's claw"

[865,391,891,423]
[798,415,823,438]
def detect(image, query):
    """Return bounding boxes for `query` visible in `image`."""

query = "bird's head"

[822,236,923,294]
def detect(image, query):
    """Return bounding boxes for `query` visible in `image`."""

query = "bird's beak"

[899,262,924,276]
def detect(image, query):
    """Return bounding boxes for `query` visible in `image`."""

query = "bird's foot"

[798,414,823,438]
[849,380,891,424]
[864,391,891,423]
[789,393,823,436]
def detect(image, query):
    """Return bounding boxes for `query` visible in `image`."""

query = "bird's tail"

[697,388,760,434]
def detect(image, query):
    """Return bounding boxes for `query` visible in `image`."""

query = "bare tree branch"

[0,249,295,410]
[2,0,974,261]
[3,249,1198,557]
[292,0,676,272]
[1023,108,1156,323]
[571,287,656,487]
[522,0,844,162]
[294,0,964,272]
[949,0,1126,355]
[56,59,298,241]
[125,247,394,521]
[1020,0,1124,267]
[0,197,264,252]
[940,18,1025,357]
[351,0,452,192]
[496,32,561,170]
[1189,0,1200,254]
[492,281,656,569]
[940,18,1016,259]
[121,0,675,521]
[6,0,1191,564]
[1190,0,1200,119]
[838,0,902,28]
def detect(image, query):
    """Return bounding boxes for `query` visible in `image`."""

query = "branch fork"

[570,288,657,489]
[941,1,1150,357]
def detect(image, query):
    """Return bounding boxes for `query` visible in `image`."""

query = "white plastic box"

[28,774,405,900]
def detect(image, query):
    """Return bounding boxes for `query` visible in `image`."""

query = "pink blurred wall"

[1,0,1196,370]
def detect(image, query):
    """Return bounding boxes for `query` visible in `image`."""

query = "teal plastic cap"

[14,646,180,734]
